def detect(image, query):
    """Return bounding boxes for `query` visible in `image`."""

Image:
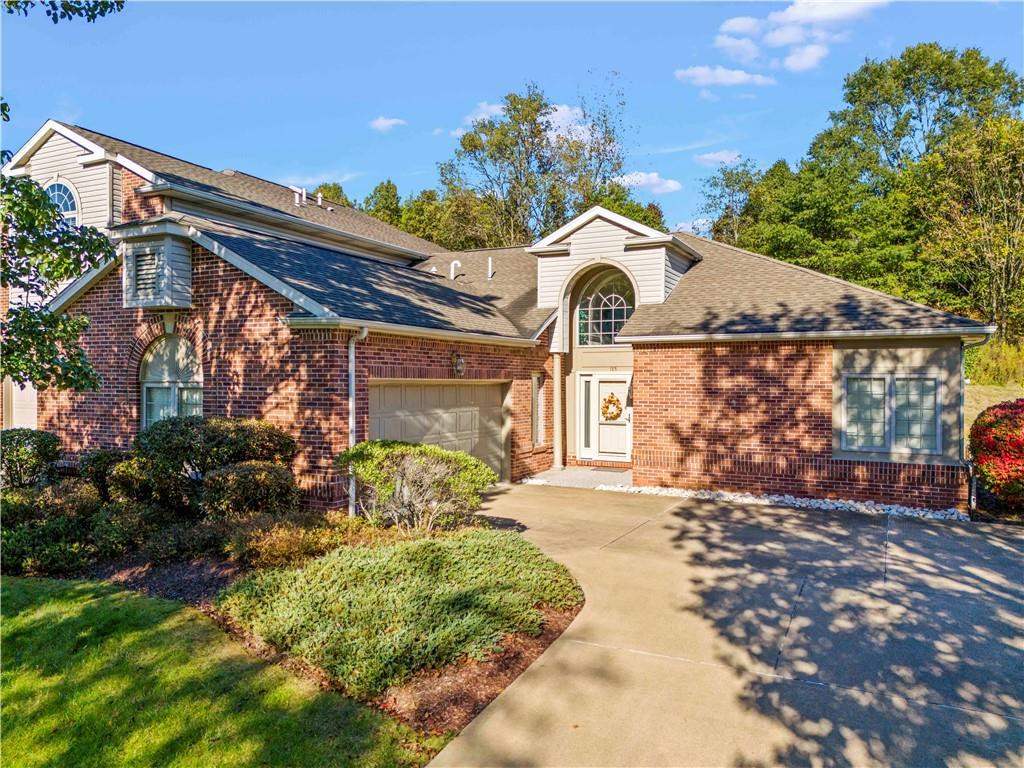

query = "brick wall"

[122,168,162,222]
[632,340,967,510]
[39,244,554,507]
[354,330,554,481]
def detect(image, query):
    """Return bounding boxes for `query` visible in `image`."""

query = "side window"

[45,182,78,225]
[140,334,203,428]
[842,374,940,454]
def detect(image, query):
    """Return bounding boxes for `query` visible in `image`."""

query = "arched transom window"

[140,335,203,428]
[577,271,635,346]
[45,182,78,225]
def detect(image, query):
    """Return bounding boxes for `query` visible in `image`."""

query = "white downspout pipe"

[348,326,369,517]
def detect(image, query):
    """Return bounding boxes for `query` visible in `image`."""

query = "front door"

[578,373,632,462]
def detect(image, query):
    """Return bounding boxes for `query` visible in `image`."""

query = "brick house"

[2,121,994,510]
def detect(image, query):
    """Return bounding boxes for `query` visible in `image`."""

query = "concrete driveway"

[431,485,1023,768]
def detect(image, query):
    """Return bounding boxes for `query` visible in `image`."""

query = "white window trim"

[840,373,942,455]
[44,179,80,225]
[142,381,203,429]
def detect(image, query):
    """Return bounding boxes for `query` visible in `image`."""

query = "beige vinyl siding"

[832,339,962,464]
[537,217,669,308]
[664,251,691,298]
[24,132,113,229]
[166,236,193,306]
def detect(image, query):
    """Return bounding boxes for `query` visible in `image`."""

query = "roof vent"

[287,185,307,207]
[317,192,323,207]
[221,169,236,176]
[449,260,462,280]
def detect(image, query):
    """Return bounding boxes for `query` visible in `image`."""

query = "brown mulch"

[377,603,582,734]
[81,555,583,735]
[79,555,246,608]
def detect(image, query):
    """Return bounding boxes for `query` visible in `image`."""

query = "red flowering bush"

[969,399,1024,510]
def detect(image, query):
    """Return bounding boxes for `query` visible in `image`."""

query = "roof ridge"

[673,230,973,323]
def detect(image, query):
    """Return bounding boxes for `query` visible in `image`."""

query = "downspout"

[348,326,369,517]
[960,337,989,511]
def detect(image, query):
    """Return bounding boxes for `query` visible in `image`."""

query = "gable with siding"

[21,132,116,230]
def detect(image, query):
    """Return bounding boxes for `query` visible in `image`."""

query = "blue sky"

[3,1,1022,231]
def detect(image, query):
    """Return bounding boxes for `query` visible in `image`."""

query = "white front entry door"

[578,373,632,462]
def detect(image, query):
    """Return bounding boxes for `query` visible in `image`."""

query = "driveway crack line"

[599,518,652,550]
[773,575,807,672]
[883,513,892,584]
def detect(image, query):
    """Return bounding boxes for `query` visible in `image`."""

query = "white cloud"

[369,116,406,132]
[698,88,720,102]
[450,127,467,138]
[675,218,712,235]
[432,127,445,136]
[614,171,682,195]
[768,0,888,26]
[763,24,806,47]
[784,43,829,72]
[714,34,760,64]
[647,136,727,155]
[694,149,743,166]
[278,170,361,187]
[719,16,762,35]
[549,104,588,138]
[675,65,776,87]
[465,101,504,124]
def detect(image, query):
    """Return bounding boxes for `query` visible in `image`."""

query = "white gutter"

[347,326,369,517]
[616,326,998,344]
[138,182,431,262]
[280,315,538,348]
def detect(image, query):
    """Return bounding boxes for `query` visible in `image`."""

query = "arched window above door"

[577,271,635,346]
[140,334,203,428]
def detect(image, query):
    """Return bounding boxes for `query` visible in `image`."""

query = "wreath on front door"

[600,392,623,421]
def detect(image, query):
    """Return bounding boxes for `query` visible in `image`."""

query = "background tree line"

[697,43,1024,346]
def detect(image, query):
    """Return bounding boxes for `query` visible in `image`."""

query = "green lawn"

[966,383,1024,435]
[1,577,446,768]
[217,529,583,698]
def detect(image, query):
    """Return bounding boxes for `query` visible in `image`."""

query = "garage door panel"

[369,383,505,476]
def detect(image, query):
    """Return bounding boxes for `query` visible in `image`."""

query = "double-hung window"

[842,374,940,454]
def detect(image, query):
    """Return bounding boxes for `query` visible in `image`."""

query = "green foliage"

[590,182,666,231]
[337,440,497,530]
[201,416,298,469]
[0,486,40,527]
[312,182,353,208]
[966,340,1024,386]
[133,416,205,473]
[1,578,443,767]
[698,43,1024,338]
[362,179,402,226]
[969,398,1024,510]
[78,447,130,501]
[202,460,298,522]
[108,456,196,520]
[4,1,125,24]
[0,478,101,574]
[217,529,582,698]
[0,427,60,487]
[89,502,147,559]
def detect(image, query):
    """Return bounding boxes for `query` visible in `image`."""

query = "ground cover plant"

[1,577,445,767]
[216,529,583,699]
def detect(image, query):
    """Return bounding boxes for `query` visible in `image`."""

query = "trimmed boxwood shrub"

[969,398,1024,510]
[202,418,297,470]
[1,428,60,488]
[203,460,298,521]
[337,440,498,530]
[108,456,198,521]
[133,417,206,474]
[79,448,131,501]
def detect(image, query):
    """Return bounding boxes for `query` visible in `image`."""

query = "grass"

[216,529,583,698]
[1,577,447,768]
[965,383,1024,436]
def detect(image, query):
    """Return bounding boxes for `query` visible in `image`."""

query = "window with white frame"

[842,374,940,453]
[140,335,203,428]
[577,271,634,346]
[45,182,78,225]
[531,372,545,446]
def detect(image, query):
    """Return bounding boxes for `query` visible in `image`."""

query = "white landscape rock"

[591,483,970,522]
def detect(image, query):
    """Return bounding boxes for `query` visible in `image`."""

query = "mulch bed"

[970,486,1024,524]
[80,555,583,735]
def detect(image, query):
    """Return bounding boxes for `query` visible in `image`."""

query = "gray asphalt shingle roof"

[63,123,445,256]
[618,232,986,338]
[177,216,522,339]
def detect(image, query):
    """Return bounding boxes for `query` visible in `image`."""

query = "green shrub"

[1,487,42,528]
[141,519,227,562]
[217,529,582,698]
[202,418,297,470]
[966,340,1024,386]
[108,456,197,521]
[202,461,298,522]
[1,428,60,488]
[133,416,206,474]
[79,448,131,502]
[90,502,149,559]
[337,441,498,530]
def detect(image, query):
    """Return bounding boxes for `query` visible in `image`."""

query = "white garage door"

[368,382,505,475]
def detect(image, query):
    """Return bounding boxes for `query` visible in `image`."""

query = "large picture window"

[842,374,940,454]
[577,271,635,346]
[140,335,203,428]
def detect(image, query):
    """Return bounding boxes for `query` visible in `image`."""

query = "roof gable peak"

[531,205,665,250]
